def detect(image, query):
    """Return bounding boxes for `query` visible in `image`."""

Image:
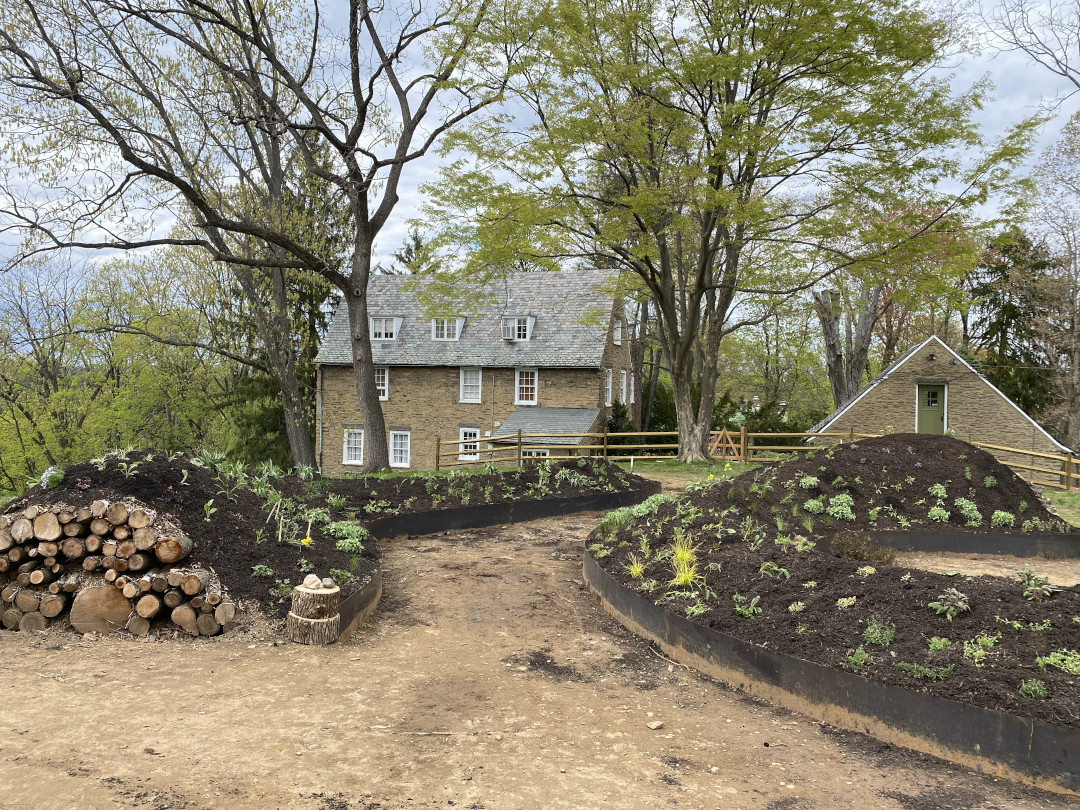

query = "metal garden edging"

[864,529,1080,559]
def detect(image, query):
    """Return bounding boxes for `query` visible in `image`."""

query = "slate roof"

[315,269,618,368]
[495,407,601,445]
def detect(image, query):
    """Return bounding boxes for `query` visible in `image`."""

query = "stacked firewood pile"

[0,500,237,636]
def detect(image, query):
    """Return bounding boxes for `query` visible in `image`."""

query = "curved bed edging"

[366,483,662,539]
[336,566,383,643]
[583,551,1080,797]
[865,529,1080,559]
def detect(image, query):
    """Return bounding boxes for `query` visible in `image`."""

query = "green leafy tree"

[0,0,513,471]
[965,229,1059,415]
[425,0,1036,460]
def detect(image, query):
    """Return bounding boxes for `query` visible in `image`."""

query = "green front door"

[917,384,945,434]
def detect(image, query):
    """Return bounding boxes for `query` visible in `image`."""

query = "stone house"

[811,335,1069,461]
[314,269,633,472]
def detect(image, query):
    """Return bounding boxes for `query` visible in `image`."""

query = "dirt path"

[0,515,1076,810]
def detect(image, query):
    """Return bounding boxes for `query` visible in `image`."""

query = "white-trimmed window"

[629,373,635,405]
[370,317,400,340]
[390,430,411,468]
[605,368,613,406]
[342,429,364,466]
[460,367,482,403]
[502,316,533,341]
[516,368,538,405]
[459,427,480,461]
[432,318,462,341]
[521,448,549,458]
[620,370,627,404]
[613,318,622,345]
[375,367,388,401]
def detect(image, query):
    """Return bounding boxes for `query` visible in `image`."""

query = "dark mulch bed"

[592,434,1080,728]
[6,453,647,621]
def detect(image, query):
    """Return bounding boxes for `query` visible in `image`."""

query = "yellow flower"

[707,473,714,481]
[301,536,312,547]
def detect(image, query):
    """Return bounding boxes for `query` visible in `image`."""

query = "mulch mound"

[6,453,648,623]
[593,434,1080,728]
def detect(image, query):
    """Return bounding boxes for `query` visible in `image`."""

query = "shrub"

[928,506,950,523]
[836,596,857,610]
[953,497,982,527]
[1036,649,1080,675]
[798,475,819,490]
[1015,568,1061,601]
[991,510,1015,528]
[847,646,872,667]
[895,662,953,681]
[963,632,1001,667]
[802,498,824,515]
[928,483,947,500]
[733,593,762,618]
[1019,679,1048,699]
[928,636,951,652]
[928,588,970,620]
[826,493,856,521]
[863,614,895,647]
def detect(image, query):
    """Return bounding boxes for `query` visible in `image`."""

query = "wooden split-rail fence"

[435,428,1080,492]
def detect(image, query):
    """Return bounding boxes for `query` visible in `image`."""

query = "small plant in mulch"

[929,588,971,621]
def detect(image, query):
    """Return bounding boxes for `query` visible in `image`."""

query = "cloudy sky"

[3,1,1078,271]
[368,11,1080,266]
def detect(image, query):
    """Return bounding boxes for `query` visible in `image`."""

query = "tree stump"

[286,584,340,645]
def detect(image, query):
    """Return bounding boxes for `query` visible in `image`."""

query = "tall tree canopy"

[426,0,1035,459]
[965,228,1059,415]
[1,0,512,470]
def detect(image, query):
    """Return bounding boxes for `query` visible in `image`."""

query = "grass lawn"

[615,457,758,492]
[1044,490,1080,528]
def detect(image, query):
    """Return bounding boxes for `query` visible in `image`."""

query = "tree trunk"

[813,285,882,410]
[345,265,390,471]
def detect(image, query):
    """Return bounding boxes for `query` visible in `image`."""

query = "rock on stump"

[286,583,340,645]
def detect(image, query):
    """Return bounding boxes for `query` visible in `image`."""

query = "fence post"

[739,426,747,463]
[603,424,609,459]
[1068,452,1074,492]
[517,429,523,468]
[435,436,441,472]
[848,426,854,442]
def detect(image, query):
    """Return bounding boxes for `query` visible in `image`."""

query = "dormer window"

[370,317,400,341]
[502,316,532,341]
[432,317,463,341]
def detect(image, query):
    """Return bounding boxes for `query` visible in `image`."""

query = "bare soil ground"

[0,514,1076,810]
